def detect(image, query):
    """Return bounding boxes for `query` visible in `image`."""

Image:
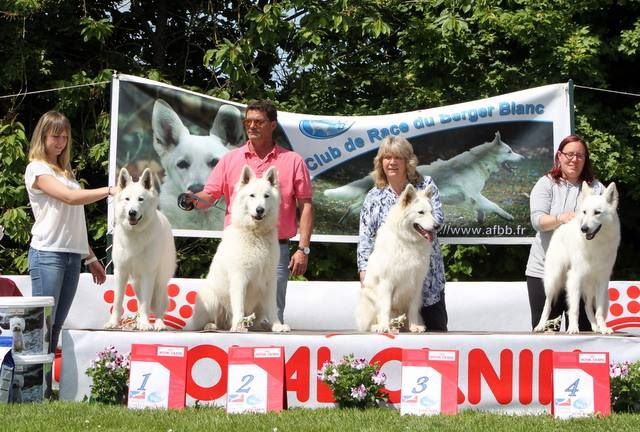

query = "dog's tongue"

[413,224,434,242]
[128,218,139,226]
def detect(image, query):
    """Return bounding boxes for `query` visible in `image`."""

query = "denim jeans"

[28,247,82,353]
[276,243,290,323]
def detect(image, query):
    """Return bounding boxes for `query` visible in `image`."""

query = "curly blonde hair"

[28,111,74,179]
[371,136,421,188]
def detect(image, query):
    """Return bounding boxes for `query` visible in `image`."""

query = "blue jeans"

[276,243,290,323]
[28,247,82,353]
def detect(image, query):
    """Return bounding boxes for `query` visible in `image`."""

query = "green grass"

[1,402,638,432]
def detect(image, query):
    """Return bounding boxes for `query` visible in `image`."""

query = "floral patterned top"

[357,176,446,306]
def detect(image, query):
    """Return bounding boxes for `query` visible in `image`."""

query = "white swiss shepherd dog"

[106,167,177,330]
[356,184,440,333]
[195,165,289,333]
[534,182,621,334]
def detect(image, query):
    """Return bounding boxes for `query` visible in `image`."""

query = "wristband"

[85,256,98,266]
[108,186,112,196]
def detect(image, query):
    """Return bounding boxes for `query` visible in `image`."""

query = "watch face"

[299,246,310,255]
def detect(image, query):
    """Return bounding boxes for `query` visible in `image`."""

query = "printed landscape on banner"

[108,74,572,244]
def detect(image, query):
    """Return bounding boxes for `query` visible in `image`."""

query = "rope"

[574,84,640,98]
[0,81,110,100]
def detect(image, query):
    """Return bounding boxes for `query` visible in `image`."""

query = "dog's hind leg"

[595,281,613,334]
[373,280,393,333]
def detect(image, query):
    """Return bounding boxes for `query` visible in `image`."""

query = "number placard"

[551,351,610,418]
[400,349,459,416]
[127,344,187,410]
[226,346,285,413]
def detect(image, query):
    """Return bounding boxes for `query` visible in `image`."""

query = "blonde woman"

[357,136,448,331]
[25,111,113,361]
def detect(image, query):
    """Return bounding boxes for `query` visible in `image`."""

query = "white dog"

[325,131,524,222]
[10,316,25,353]
[151,98,245,230]
[106,167,177,331]
[534,182,621,334]
[356,184,439,333]
[195,165,289,333]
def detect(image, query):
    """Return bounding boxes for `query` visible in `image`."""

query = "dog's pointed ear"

[152,99,186,156]
[494,131,501,143]
[265,166,279,187]
[400,184,417,207]
[422,184,434,200]
[605,182,619,209]
[211,104,245,149]
[581,181,594,196]
[117,167,131,189]
[140,168,153,191]
[240,165,254,185]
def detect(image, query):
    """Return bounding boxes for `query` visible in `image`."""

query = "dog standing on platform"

[534,182,620,334]
[356,184,439,333]
[106,167,176,331]
[195,165,289,332]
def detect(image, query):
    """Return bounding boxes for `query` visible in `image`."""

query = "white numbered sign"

[227,364,268,413]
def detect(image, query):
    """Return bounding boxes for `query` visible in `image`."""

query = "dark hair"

[246,99,277,122]
[547,134,595,184]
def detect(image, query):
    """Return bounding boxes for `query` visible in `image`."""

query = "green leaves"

[80,17,113,43]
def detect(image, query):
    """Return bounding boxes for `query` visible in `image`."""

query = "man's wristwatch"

[297,246,310,256]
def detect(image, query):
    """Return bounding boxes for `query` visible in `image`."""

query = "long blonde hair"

[371,136,421,188]
[28,111,74,179]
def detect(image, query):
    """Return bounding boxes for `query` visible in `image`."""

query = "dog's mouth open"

[584,224,602,240]
[413,223,435,242]
[128,215,142,226]
[502,161,516,173]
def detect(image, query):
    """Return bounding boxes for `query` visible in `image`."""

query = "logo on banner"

[607,284,640,330]
[228,393,245,403]
[103,283,197,329]
[129,389,146,400]
[299,119,354,139]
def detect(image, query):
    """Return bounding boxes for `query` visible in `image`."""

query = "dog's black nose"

[581,225,588,233]
[188,184,204,193]
[128,209,138,218]
[255,206,264,216]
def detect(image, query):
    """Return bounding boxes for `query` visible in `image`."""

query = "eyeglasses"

[560,151,586,161]
[244,119,268,128]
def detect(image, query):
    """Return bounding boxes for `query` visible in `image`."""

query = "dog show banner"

[127,344,187,410]
[400,349,459,416]
[109,74,573,244]
[226,346,286,413]
[551,351,610,418]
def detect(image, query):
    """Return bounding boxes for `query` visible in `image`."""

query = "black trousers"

[526,276,591,331]
[420,291,448,332]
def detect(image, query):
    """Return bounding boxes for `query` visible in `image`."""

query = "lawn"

[1,402,638,432]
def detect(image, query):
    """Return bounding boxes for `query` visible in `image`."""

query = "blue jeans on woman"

[28,247,82,354]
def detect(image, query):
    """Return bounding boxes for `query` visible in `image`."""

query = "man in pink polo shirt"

[184,99,314,322]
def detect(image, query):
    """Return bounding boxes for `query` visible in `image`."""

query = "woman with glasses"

[525,134,604,331]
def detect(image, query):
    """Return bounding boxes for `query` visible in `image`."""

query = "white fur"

[151,99,245,230]
[534,182,621,334]
[106,167,177,331]
[356,184,439,333]
[195,165,289,333]
[10,316,25,353]
[325,131,524,222]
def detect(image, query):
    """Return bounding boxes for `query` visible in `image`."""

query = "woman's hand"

[88,260,107,284]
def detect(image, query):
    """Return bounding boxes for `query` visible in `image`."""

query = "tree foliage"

[1,0,639,280]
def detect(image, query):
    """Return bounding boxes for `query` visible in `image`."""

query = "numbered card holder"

[226,346,285,414]
[127,344,187,410]
[400,349,459,416]
[552,351,610,418]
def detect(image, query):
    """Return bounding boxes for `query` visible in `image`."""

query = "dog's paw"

[600,326,614,335]
[372,324,390,333]
[566,325,580,334]
[136,320,154,331]
[230,324,249,333]
[104,319,120,330]
[203,322,218,331]
[533,323,545,333]
[271,323,290,333]
[153,319,167,331]
[409,324,426,333]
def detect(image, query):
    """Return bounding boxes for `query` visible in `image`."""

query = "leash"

[177,192,220,211]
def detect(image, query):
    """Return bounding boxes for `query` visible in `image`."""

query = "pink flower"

[350,384,368,401]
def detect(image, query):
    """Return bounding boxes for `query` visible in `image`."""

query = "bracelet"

[84,256,98,266]
[107,186,111,196]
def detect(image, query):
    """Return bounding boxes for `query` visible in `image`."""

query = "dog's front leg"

[564,276,582,334]
[583,291,599,333]
[228,278,248,332]
[408,285,426,333]
[263,277,290,333]
[135,276,155,331]
[105,269,127,328]
[373,280,393,333]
